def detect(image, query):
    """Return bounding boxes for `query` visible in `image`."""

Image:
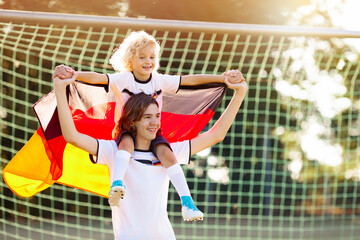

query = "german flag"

[3,81,226,198]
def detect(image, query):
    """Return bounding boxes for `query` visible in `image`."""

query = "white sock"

[112,150,131,183]
[166,163,191,197]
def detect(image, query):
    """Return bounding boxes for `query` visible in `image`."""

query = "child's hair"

[112,92,159,139]
[109,31,161,72]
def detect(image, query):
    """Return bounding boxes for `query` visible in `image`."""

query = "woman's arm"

[54,74,99,155]
[190,77,248,155]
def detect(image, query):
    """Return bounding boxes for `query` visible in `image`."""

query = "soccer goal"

[1,9,360,240]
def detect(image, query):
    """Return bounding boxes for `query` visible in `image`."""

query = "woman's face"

[133,103,160,143]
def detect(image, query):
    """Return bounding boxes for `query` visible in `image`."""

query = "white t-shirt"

[107,71,181,121]
[95,139,190,240]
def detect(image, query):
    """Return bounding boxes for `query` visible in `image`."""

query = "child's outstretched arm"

[76,71,108,84]
[181,70,244,86]
[190,77,248,155]
[181,74,226,85]
[54,73,98,155]
[54,65,108,85]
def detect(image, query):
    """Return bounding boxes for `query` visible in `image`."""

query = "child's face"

[131,46,157,81]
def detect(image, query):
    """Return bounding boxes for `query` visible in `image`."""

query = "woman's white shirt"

[95,139,190,240]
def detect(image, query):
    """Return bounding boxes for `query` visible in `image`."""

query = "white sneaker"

[108,180,126,207]
[181,196,204,221]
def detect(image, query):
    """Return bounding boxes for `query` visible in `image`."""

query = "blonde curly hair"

[109,31,161,72]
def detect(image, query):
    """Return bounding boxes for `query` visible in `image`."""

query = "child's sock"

[112,150,131,184]
[166,163,191,197]
[108,150,131,207]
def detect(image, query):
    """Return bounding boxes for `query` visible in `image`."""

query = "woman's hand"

[53,72,78,89]
[222,69,244,84]
[224,75,248,95]
[54,64,75,79]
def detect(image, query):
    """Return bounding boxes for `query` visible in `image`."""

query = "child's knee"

[156,144,177,167]
[118,134,134,153]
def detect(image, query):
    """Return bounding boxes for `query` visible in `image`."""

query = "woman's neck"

[134,138,151,151]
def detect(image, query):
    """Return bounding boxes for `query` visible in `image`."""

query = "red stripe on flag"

[161,109,215,142]
[37,128,65,180]
[71,102,115,140]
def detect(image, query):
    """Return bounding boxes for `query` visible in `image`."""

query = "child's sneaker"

[108,180,126,207]
[181,196,204,221]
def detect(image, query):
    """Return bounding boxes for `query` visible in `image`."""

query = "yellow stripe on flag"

[57,144,110,198]
[3,131,55,197]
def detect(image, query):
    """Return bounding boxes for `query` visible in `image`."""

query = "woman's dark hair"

[112,92,159,138]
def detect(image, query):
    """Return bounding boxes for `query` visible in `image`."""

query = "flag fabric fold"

[3,81,226,197]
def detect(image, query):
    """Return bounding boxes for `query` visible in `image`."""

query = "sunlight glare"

[300,118,343,167]
[208,167,230,184]
[196,147,211,158]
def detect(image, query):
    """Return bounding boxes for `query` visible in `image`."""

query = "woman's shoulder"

[97,139,118,152]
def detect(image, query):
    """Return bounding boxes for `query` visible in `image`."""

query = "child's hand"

[53,72,78,89]
[224,75,248,94]
[222,69,245,84]
[53,65,75,79]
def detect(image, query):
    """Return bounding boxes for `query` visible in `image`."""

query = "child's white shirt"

[95,139,190,240]
[107,71,181,121]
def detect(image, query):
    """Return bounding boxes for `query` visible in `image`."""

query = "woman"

[54,72,247,240]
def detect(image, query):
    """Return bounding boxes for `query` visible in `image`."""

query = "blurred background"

[0,0,358,29]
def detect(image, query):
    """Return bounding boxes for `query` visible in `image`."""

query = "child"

[53,72,247,239]
[54,31,243,221]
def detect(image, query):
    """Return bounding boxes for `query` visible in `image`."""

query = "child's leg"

[156,144,204,221]
[156,144,190,196]
[113,134,134,182]
[108,134,134,207]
